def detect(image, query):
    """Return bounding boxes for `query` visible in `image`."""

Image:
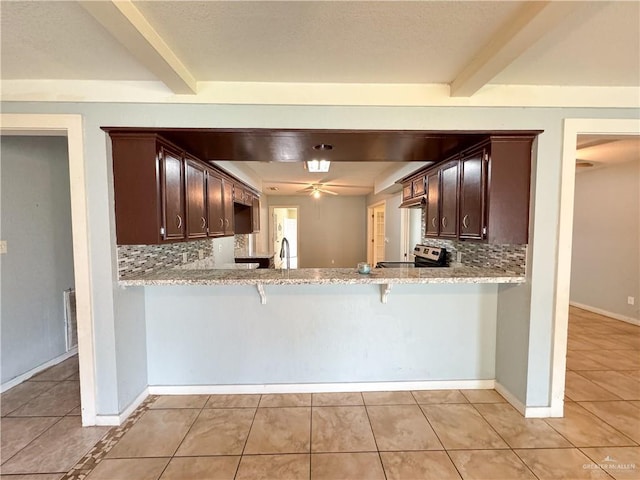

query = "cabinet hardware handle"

[176,214,182,229]
[462,214,469,229]
[201,217,206,229]
[441,217,447,228]
[219,218,224,228]
[225,218,230,228]
[432,217,437,228]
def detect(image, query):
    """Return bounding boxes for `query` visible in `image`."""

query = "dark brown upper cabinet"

[400,173,426,208]
[459,148,486,240]
[111,134,186,245]
[439,160,459,238]
[425,172,440,237]
[185,156,208,239]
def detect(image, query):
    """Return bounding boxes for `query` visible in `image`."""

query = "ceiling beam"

[450,1,582,97]
[79,0,197,94]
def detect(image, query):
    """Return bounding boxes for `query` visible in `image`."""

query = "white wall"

[571,159,640,321]
[146,284,499,386]
[266,195,367,268]
[1,136,75,384]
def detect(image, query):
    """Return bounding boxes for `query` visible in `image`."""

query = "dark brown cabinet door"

[402,183,413,202]
[252,196,261,232]
[160,145,185,241]
[439,161,458,238]
[425,172,440,237]
[412,176,426,198]
[459,149,486,240]
[222,178,235,235]
[207,171,225,236]
[185,158,207,239]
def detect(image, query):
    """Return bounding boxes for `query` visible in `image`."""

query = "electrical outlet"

[0,240,6,254]
[198,249,204,260]
[182,253,188,263]
[628,296,635,306]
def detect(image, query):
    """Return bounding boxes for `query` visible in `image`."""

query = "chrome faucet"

[279,237,290,270]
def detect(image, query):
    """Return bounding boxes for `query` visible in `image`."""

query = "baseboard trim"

[95,388,149,426]
[524,403,564,418]
[494,382,526,415]
[148,379,496,396]
[570,301,640,326]
[1,348,78,393]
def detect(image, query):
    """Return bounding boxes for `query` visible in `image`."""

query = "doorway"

[367,202,386,266]
[270,206,299,268]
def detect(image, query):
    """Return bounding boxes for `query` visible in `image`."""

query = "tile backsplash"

[117,239,214,279]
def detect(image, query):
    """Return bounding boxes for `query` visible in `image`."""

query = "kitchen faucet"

[279,237,290,270]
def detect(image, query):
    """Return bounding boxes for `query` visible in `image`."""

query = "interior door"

[371,204,386,265]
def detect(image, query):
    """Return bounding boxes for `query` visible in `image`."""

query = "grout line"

[233,394,262,479]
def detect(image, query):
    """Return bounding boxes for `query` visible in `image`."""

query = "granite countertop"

[119,266,526,287]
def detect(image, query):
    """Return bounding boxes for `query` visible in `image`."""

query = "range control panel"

[413,245,444,262]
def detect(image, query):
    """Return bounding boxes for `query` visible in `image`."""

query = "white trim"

[569,301,640,327]
[148,379,496,396]
[95,387,149,426]
[0,114,97,426]
[1,348,78,393]
[555,118,640,421]
[494,381,526,416]
[1,80,638,108]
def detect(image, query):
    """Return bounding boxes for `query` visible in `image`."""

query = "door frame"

[269,205,300,267]
[367,201,386,265]
[552,117,640,415]
[0,114,96,425]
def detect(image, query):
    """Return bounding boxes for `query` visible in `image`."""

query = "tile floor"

[1,306,638,479]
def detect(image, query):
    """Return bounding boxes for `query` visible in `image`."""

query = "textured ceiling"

[1,1,638,88]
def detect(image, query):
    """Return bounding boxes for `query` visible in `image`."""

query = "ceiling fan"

[296,183,339,198]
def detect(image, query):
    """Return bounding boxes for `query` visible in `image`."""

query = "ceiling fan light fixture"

[306,159,331,173]
[312,189,321,199]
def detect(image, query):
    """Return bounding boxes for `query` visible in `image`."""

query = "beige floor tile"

[362,391,416,405]
[449,449,536,479]
[380,451,461,480]
[421,404,507,450]
[244,407,310,454]
[515,448,611,479]
[568,339,602,351]
[174,408,255,456]
[582,350,640,370]
[259,394,311,407]
[106,408,199,458]
[30,357,78,382]
[565,371,622,401]
[311,406,376,453]
[0,475,62,480]
[578,401,640,443]
[1,382,58,416]
[311,452,384,480]
[411,390,468,404]
[566,354,609,371]
[0,416,109,474]
[312,392,363,406]
[461,389,506,403]
[630,401,640,409]
[545,403,636,447]
[149,395,209,409]
[67,406,81,416]
[607,334,640,350]
[367,405,442,451]
[585,336,637,351]
[85,458,169,480]
[7,382,80,417]
[205,394,261,408]
[581,446,640,480]
[580,371,640,400]
[159,456,240,480]
[0,417,59,463]
[236,454,309,480]
[475,403,572,449]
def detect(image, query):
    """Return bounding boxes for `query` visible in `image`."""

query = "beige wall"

[266,195,367,268]
[571,158,640,321]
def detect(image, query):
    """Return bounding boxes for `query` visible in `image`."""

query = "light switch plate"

[0,240,6,254]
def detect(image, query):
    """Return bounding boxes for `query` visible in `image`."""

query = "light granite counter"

[120,266,525,287]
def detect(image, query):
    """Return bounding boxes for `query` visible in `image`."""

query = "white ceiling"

[576,136,640,171]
